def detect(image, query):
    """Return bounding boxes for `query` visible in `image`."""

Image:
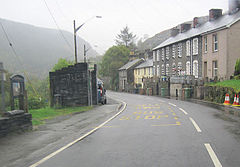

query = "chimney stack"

[180,23,191,33]
[229,0,240,14]
[209,9,223,21]
[170,28,179,37]
[193,17,199,28]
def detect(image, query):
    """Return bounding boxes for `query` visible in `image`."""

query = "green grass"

[29,106,93,126]
[205,79,240,93]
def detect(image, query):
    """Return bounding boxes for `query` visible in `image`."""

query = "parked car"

[97,79,107,104]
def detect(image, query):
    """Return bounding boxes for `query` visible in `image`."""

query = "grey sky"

[0,0,228,54]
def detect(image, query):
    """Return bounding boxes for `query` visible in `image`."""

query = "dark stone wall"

[0,111,32,137]
[91,65,97,105]
[49,63,98,107]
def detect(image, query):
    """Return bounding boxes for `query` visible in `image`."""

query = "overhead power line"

[42,0,74,56]
[0,21,41,99]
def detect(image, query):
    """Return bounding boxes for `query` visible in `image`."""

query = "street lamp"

[73,16,102,64]
[0,62,6,114]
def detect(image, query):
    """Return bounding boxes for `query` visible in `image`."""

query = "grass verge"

[205,79,240,93]
[29,106,93,126]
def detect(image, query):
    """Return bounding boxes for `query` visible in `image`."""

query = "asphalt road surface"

[33,91,240,167]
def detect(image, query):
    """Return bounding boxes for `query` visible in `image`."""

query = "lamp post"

[73,16,102,64]
[0,62,6,114]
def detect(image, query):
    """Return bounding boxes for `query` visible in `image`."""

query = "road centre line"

[29,100,127,167]
[189,117,202,132]
[179,108,188,115]
[168,102,176,107]
[204,143,222,167]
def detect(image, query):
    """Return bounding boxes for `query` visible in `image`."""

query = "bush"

[28,95,47,110]
[234,59,240,76]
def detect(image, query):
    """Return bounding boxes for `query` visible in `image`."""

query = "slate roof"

[135,59,153,69]
[118,59,141,70]
[153,11,240,50]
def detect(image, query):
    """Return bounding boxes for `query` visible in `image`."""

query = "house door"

[204,62,207,78]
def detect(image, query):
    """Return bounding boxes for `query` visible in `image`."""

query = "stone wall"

[0,110,32,137]
[49,63,97,107]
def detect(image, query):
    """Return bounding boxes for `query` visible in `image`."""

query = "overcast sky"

[0,0,228,54]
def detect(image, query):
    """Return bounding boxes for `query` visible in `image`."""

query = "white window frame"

[166,64,169,76]
[172,63,176,75]
[212,61,218,77]
[193,60,198,78]
[186,61,191,75]
[172,45,176,58]
[157,65,160,76]
[213,34,218,52]
[161,64,165,75]
[166,47,169,60]
[193,38,198,55]
[186,40,190,56]
[153,65,155,76]
[204,36,207,53]
[156,50,160,61]
[177,43,182,58]
[153,51,156,62]
[161,48,165,61]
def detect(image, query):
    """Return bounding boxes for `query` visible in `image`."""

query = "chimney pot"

[209,9,222,21]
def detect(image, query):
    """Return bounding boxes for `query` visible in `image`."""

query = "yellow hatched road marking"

[152,122,181,127]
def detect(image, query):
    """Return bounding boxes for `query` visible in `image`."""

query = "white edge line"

[179,107,188,115]
[189,117,202,132]
[204,143,222,167]
[168,102,176,107]
[29,101,127,167]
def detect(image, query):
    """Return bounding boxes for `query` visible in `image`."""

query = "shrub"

[234,59,240,76]
[28,95,47,110]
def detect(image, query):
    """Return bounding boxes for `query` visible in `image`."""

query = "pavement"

[0,97,121,167]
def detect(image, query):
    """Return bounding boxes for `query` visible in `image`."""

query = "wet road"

[35,91,240,167]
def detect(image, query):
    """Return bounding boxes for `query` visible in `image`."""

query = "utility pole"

[73,20,78,64]
[0,62,6,114]
[84,44,90,63]
[73,16,102,64]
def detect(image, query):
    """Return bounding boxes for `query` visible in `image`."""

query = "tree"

[99,45,130,90]
[51,58,74,72]
[115,26,137,49]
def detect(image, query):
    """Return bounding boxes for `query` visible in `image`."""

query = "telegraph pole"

[73,20,78,64]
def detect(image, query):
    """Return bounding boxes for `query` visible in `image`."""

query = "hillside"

[0,18,99,78]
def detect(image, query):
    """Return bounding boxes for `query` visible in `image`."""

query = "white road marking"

[29,101,127,167]
[168,102,176,107]
[204,143,222,167]
[189,117,202,132]
[179,107,188,115]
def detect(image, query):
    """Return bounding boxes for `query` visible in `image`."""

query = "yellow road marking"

[152,122,181,127]
[172,113,176,116]
[144,115,156,119]
[174,117,178,120]
[157,115,169,119]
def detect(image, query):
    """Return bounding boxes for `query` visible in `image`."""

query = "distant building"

[153,8,240,81]
[134,59,153,88]
[118,59,144,91]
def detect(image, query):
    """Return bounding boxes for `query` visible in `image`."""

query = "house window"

[212,61,218,77]
[172,45,176,58]
[204,36,207,53]
[153,66,155,76]
[138,69,140,75]
[161,64,165,75]
[148,67,151,76]
[177,43,182,57]
[186,61,191,75]
[156,50,160,61]
[144,68,146,75]
[213,34,218,52]
[193,38,198,55]
[166,47,169,60]
[186,40,190,56]
[178,62,182,75]
[172,63,176,75]
[153,51,156,62]
[166,64,169,76]
[157,65,160,76]
[161,48,165,61]
[193,60,198,78]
